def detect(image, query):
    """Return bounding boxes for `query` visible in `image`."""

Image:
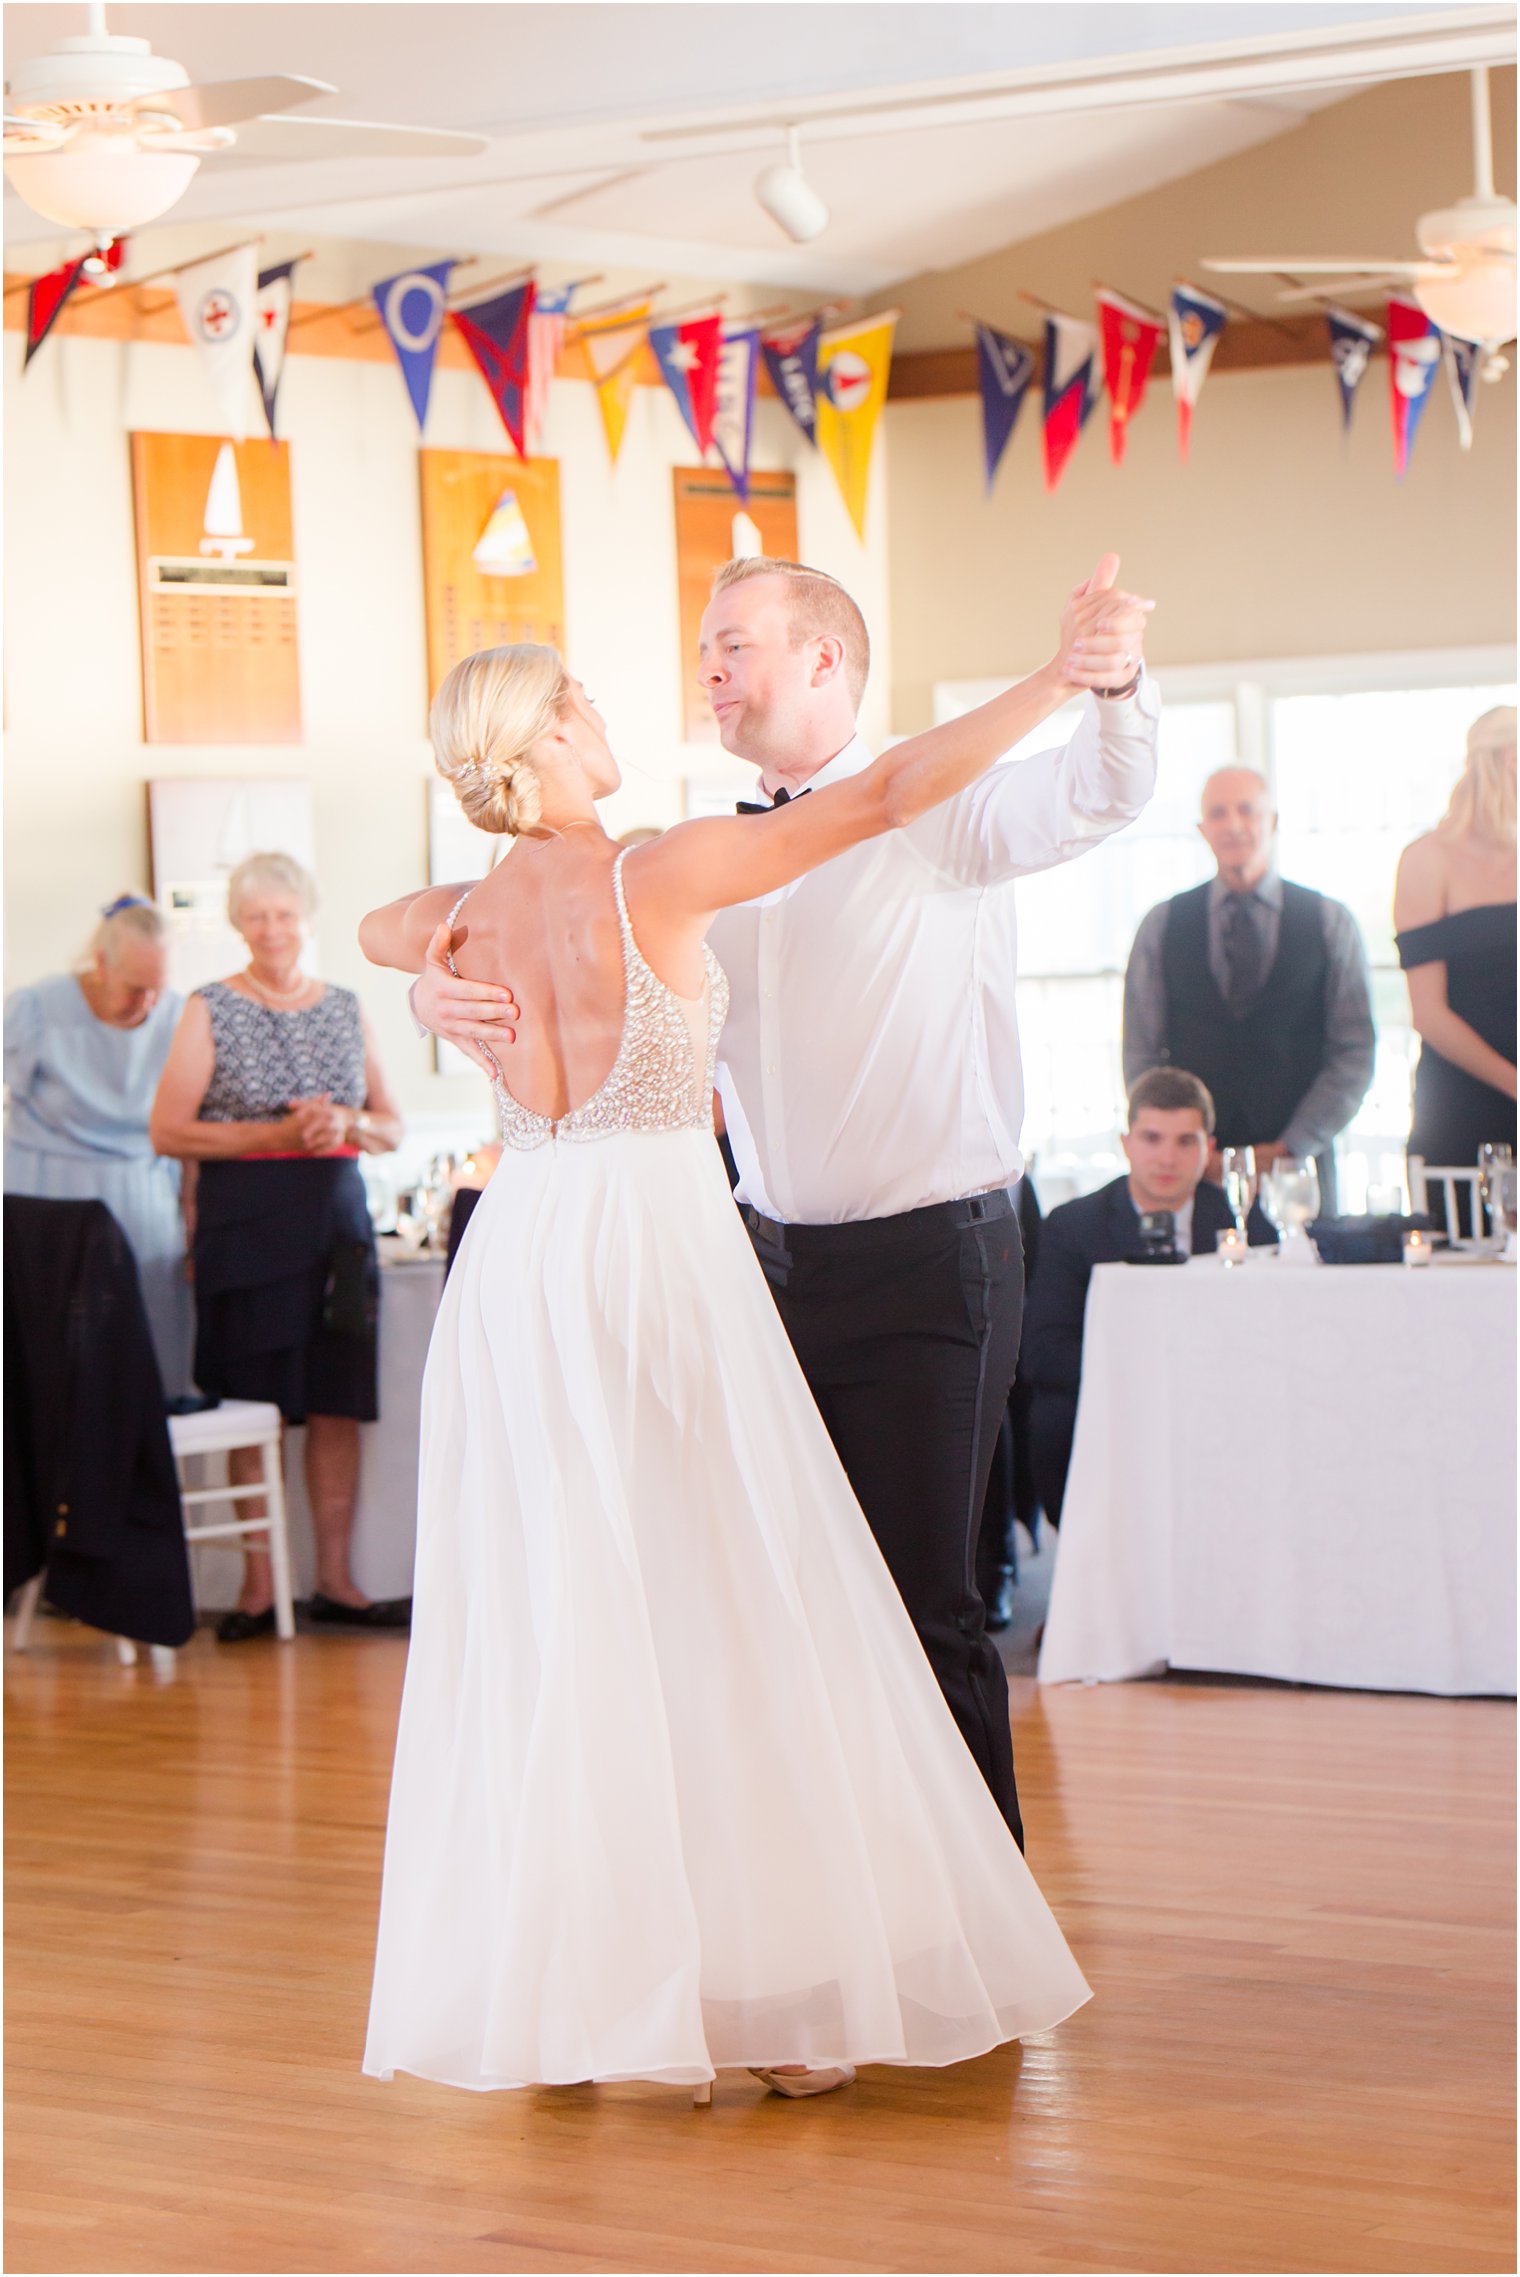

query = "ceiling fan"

[3,1,488,244]
[1202,65,1515,346]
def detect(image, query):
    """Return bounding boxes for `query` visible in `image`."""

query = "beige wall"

[2,298,890,1121]
[882,350,1517,731]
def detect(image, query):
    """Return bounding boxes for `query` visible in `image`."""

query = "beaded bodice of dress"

[447,848,729,1150]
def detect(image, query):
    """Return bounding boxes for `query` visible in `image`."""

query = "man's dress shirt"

[709,683,1161,1225]
[1121,868,1375,1160]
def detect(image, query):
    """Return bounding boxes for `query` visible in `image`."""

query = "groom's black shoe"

[984,1567,1017,1634]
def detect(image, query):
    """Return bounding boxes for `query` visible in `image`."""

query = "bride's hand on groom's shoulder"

[1054,553,1155,695]
[411,922,520,1078]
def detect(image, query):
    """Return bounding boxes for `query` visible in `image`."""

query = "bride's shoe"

[749,2064,857,2099]
[692,2080,712,2107]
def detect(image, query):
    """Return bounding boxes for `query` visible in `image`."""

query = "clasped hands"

[282,1092,352,1153]
[1054,553,1154,697]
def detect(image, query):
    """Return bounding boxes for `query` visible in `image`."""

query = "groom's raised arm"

[912,678,1160,891]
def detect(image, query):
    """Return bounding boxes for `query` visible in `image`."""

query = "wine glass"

[1261,1157,1321,1265]
[1219,1146,1257,1238]
[1479,1144,1518,1256]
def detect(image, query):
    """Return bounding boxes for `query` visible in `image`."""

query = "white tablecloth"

[191,1252,443,1609]
[1037,1258,1517,1696]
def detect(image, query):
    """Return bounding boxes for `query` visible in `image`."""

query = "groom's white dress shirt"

[709,681,1161,1226]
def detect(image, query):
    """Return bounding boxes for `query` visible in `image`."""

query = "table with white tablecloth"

[1037,1257,1517,1696]
[192,1247,444,1610]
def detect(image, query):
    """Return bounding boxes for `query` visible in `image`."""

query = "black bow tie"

[736,785,812,817]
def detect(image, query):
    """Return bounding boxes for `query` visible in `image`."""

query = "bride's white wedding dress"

[363,851,1090,2093]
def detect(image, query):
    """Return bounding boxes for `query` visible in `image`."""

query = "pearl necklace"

[242,965,309,1006]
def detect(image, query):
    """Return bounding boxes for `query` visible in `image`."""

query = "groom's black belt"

[741,1186,1017,1258]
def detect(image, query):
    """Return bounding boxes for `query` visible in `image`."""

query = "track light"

[754,126,829,245]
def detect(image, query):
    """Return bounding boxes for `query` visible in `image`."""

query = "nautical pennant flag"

[712,325,762,502]
[22,253,87,370]
[174,243,259,440]
[1387,298,1442,477]
[579,296,653,463]
[452,279,538,456]
[371,262,455,432]
[1168,283,1227,463]
[1040,312,1098,492]
[524,283,575,455]
[649,310,724,454]
[1096,290,1163,464]
[760,317,821,446]
[253,259,300,440]
[971,321,1035,494]
[1443,331,1486,452]
[815,311,897,536]
[1325,307,1382,435]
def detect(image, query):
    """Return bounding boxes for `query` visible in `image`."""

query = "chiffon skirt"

[363,1128,1090,2092]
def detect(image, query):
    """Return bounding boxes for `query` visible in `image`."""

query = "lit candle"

[1219,1228,1248,1268]
[1403,1228,1433,1269]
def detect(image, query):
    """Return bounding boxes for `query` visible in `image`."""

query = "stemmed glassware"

[1260,1157,1321,1265]
[1479,1144,1518,1257]
[1219,1146,1257,1240]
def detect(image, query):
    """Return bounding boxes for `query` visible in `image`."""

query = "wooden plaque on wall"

[419,450,565,709]
[672,469,798,743]
[130,432,301,745]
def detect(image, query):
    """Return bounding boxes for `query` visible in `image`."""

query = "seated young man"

[1019,1066,1276,1524]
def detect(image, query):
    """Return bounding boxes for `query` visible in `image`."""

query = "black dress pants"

[743,1190,1025,1850]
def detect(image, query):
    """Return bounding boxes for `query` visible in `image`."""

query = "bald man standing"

[1122,767,1374,1211]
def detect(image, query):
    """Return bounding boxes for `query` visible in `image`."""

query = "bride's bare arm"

[631,557,1152,922]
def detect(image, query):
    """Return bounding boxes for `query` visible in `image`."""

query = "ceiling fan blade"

[1202,256,1445,275]
[129,76,335,132]
[3,113,71,148]
[223,113,489,161]
[1273,277,1413,304]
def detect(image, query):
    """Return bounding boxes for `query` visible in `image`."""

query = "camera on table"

[1130,1209,1187,1265]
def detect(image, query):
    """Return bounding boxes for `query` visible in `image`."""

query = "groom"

[414,558,1157,1849]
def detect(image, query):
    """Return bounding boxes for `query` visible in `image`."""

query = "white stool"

[1408,1155,1485,1245]
[169,1400,296,1642]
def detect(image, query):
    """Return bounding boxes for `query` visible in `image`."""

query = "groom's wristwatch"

[1094,666,1143,701]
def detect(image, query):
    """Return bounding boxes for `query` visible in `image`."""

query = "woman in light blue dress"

[5,896,194,1399]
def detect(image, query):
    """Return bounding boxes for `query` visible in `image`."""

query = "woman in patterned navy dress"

[151,852,406,1641]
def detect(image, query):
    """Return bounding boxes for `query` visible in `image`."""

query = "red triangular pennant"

[24,256,87,370]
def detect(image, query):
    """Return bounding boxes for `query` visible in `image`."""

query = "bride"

[359,559,1148,2104]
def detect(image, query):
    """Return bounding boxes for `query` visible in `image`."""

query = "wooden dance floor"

[6,1628,1514,2275]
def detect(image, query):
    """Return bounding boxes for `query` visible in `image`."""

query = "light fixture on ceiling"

[753,126,828,245]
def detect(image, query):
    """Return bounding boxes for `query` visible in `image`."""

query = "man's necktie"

[735,785,811,817]
[1221,892,1265,1014]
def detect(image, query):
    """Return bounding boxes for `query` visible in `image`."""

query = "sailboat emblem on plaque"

[201,443,255,563]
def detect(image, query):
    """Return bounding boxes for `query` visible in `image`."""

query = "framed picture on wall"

[130,432,301,745]
[147,775,315,994]
[418,450,566,713]
[672,469,798,743]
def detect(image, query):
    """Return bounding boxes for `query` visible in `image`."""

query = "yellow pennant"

[579,297,652,464]
[815,312,898,539]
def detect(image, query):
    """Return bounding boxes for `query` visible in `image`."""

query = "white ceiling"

[4,2,1515,291]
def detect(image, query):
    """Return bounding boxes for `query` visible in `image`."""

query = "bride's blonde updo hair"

[429,643,573,836]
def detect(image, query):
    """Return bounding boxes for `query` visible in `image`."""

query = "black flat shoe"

[305,1593,412,1629]
[216,1606,276,1643]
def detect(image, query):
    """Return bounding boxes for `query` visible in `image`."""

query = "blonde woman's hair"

[429,644,573,836]
[226,850,320,922]
[78,895,165,971]
[710,555,871,709]
[1438,706,1517,850]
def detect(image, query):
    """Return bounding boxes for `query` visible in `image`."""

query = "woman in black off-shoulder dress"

[1394,707,1517,1219]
